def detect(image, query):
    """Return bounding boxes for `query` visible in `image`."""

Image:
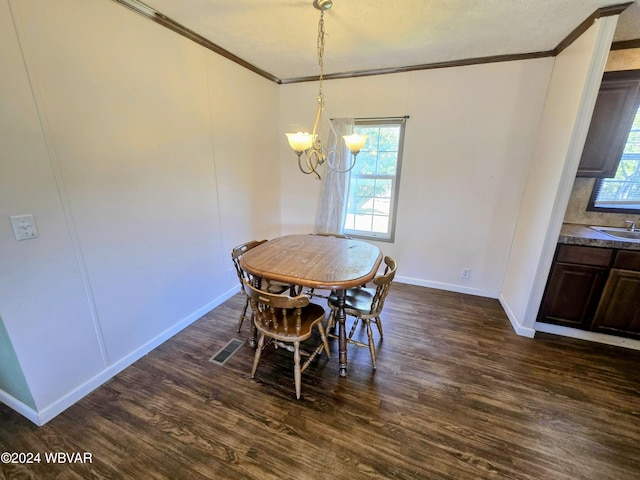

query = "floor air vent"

[209,338,244,365]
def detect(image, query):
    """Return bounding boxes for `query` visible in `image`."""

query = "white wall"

[0,0,280,424]
[0,0,620,425]
[207,54,282,253]
[500,17,618,336]
[279,60,553,297]
[0,0,106,418]
[0,316,35,410]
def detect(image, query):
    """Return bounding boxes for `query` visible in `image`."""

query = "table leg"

[336,289,348,377]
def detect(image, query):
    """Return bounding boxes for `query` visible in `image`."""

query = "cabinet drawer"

[556,244,614,267]
[614,250,640,271]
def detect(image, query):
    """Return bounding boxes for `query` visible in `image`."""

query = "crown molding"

[112,0,281,84]
[113,0,635,85]
[554,2,633,54]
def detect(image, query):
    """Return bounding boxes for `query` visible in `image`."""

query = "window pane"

[355,151,377,175]
[375,179,392,198]
[372,196,390,215]
[624,111,640,154]
[350,178,375,202]
[372,214,389,233]
[596,157,640,205]
[354,214,372,231]
[378,127,400,151]
[379,152,397,175]
[358,127,379,141]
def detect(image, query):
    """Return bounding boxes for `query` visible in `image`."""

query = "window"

[343,118,406,242]
[589,106,640,213]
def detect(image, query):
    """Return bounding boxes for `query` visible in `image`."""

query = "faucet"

[625,220,637,232]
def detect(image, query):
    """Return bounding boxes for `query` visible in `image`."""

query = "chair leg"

[326,310,336,332]
[316,322,331,359]
[365,321,377,369]
[293,341,302,400]
[251,334,265,378]
[374,316,384,338]
[237,295,249,332]
[348,317,360,339]
[303,323,332,373]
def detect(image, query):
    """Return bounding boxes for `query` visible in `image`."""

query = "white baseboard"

[498,293,536,338]
[535,322,640,351]
[4,286,238,426]
[0,389,40,424]
[398,275,536,338]
[396,275,496,298]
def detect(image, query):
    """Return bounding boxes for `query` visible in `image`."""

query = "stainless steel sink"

[590,226,640,242]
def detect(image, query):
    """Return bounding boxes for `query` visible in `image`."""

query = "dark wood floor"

[2,283,640,480]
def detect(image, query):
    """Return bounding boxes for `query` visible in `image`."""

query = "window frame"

[588,104,640,214]
[342,117,406,242]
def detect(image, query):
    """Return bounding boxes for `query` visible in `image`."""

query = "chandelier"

[285,0,367,180]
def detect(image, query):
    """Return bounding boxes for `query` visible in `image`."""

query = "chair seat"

[254,303,326,341]
[263,280,292,295]
[328,288,375,315]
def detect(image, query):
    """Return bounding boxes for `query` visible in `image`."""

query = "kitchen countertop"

[559,223,640,251]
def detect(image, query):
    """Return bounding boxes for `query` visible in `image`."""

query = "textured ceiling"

[134,0,639,81]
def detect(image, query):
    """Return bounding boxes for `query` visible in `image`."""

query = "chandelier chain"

[317,10,325,102]
[285,1,366,180]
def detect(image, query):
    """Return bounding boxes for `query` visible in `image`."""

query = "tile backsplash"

[564,176,640,227]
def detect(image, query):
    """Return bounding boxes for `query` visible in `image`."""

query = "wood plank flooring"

[1,282,640,479]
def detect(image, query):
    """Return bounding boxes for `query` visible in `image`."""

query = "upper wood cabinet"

[577,70,640,178]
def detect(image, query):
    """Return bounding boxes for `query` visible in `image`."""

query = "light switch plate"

[10,214,38,241]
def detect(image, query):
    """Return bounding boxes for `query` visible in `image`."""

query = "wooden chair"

[326,256,397,369]
[231,240,291,332]
[243,279,331,399]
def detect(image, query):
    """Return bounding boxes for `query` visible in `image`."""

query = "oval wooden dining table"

[240,234,383,377]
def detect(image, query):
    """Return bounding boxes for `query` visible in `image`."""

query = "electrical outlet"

[461,268,471,280]
[10,214,38,241]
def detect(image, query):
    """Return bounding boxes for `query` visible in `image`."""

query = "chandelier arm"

[306,152,322,180]
[311,100,323,141]
[326,114,338,144]
[325,119,354,172]
[325,152,358,173]
[308,148,324,172]
[297,152,321,180]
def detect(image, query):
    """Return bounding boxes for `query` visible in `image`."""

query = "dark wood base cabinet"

[591,270,640,340]
[538,244,640,339]
[538,245,612,329]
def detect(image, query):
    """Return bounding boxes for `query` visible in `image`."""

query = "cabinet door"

[577,70,640,177]
[591,269,640,339]
[537,262,608,329]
